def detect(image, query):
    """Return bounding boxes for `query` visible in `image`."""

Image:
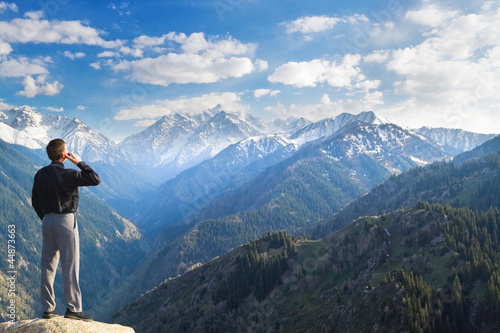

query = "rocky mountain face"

[414,126,496,155]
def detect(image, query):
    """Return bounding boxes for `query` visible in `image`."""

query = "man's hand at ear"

[65,152,82,165]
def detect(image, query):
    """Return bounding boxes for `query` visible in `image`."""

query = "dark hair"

[46,139,66,161]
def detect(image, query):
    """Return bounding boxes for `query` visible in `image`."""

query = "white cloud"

[405,4,459,27]
[376,4,500,133]
[0,14,121,48]
[388,7,500,104]
[133,119,157,127]
[43,106,64,112]
[77,105,87,111]
[63,50,86,59]
[119,46,143,58]
[24,10,43,20]
[482,1,494,11]
[284,14,369,38]
[0,42,13,55]
[114,92,247,121]
[16,75,63,97]
[255,59,268,71]
[133,34,169,49]
[364,50,390,63]
[113,32,259,86]
[98,51,119,58]
[90,62,101,70]
[108,2,131,16]
[254,89,271,99]
[0,98,14,110]
[285,16,342,34]
[268,54,380,91]
[0,2,17,13]
[0,56,48,77]
[254,89,281,99]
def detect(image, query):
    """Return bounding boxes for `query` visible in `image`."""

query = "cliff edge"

[0,317,135,333]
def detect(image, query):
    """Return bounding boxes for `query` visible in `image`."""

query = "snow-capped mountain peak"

[118,108,268,181]
[355,111,391,125]
[0,106,123,163]
[268,116,312,134]
[414,126,497,155]
[289,111,393,145]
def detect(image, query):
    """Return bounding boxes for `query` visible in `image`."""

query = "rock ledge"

[0,317,134,333]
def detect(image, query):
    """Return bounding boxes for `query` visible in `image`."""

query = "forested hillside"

[112,203,500,332]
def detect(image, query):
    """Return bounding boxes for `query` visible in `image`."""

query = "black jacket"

[31,161,101,220]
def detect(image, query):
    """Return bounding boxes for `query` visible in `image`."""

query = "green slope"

[112,204,500,332]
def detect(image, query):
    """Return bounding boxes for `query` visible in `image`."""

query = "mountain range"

[0,104,498,324]
[111,128,500,333]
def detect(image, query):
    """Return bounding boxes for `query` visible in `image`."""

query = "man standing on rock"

[32,139,101,321]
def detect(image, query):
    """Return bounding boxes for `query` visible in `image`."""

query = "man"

[32,139,101,321]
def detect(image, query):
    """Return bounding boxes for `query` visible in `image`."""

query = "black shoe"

[64,308,93,321]
[42,310,58,319]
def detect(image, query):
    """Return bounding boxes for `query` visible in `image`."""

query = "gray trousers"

[41,213,82,313]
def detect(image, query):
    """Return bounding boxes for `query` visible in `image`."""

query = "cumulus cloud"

[90,62,101,70]
[0,98,14,110]
[377,3,500,133]
[133,119,157,127]
[113,32,260,86]
[16,75,63,98]
[284,14,369,39]
[268,54,380,91]
[63,50,86,59]
[0,2,17,13]
[119,46,142,57]
[43,106,64,112]
[285,16,343,34]
[0,42,13,55]
[254,89,281,99]
[388,6,500,104]
[113,92,247,121]
[0,12,121,48]
[405,4,459,27]
[133,34,169,49]
[0,56,49,77]
[364,50,390,63]
[98,51,119,58]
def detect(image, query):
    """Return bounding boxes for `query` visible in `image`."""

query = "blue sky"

[0,0,499,141]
